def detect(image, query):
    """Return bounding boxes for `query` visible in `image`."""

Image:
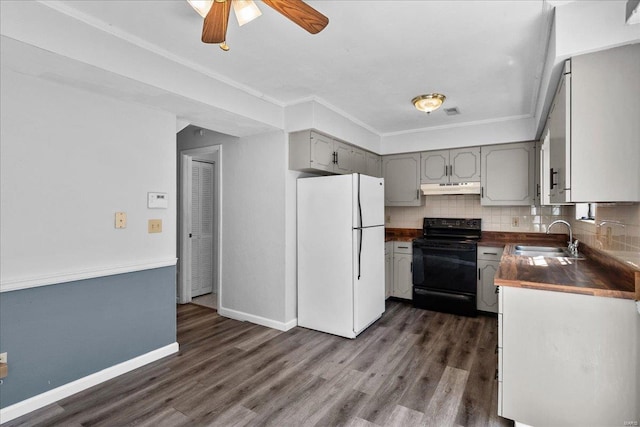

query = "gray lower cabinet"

[382,153,423,206]
[477,246,503,313]
[481,142,535,206]
[391,242,413,300]
[384,241,393,299]
[499,286,639,425]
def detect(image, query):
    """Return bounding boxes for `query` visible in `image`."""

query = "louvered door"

[191,161,214,297]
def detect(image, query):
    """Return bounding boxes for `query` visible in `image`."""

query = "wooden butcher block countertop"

[495,241,638,300]
[385,228,639,300]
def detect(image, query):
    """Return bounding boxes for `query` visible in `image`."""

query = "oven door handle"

[417,245,477,252]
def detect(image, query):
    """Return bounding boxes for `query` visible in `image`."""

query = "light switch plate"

[148,219,162,233]
[115,212,127,229]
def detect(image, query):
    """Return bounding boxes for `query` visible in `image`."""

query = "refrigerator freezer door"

[297,175,356,338]
[354,174,385,228]
[353,226,385,334]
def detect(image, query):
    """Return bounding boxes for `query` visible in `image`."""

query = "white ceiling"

[43,0,554,136]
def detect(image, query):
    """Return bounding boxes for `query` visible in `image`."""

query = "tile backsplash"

[385,195,572,232]
[385,196,640,268]
[571,202,640,268]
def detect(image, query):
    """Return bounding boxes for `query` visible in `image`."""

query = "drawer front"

[477,246,504,261]
[393,241,412,254]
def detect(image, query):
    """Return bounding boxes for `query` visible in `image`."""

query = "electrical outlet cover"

[115,212,127,229]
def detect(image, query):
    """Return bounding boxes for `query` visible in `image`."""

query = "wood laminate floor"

[6,300,513,427]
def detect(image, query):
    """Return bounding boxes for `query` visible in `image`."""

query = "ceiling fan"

[187,0,329,51]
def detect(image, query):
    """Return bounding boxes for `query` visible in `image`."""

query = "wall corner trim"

[0,342,179,424]
[218,307,297,332]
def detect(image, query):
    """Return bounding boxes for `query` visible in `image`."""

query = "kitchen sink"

[514,245,566,252]
[513,245,585,259]
[513,250,569,257]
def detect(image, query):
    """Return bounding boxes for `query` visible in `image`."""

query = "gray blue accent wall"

[0,266,176,408]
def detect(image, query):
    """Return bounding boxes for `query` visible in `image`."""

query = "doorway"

[177,146,221,308]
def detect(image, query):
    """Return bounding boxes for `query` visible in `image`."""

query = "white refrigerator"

[297,173,385,339]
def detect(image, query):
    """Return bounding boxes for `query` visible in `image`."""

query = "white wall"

[534,0,640,135]
[0,66,176,291]
[177,127,291,326]
[285,100,381,153]
[220,131,288,323]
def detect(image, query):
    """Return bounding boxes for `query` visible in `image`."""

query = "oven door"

[412,240,477,294]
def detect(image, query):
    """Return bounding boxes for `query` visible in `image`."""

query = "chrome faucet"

[547,219,579,256]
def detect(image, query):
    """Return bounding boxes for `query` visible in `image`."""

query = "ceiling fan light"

[232,0,262,26]
[187,0,214,18]
[412,93,446,113]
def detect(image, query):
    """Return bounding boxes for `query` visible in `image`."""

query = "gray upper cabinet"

[543,44,640,203]
[382,153,423,206]
[352,147,367,175]
[333,140,353,174]
[365,152,382,178]
[547,65,571,204]
[481,142,535,206]
[570,44,640,202]
[289,130,381,177]
[421,147,480,184]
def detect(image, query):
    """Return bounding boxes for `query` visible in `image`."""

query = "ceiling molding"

[381,113,535,138]
[36,0,286,108]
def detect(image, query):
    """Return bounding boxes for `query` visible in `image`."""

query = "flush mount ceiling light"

[412,93,446,114]
[187,0,328,52]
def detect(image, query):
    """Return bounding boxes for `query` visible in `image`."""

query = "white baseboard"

[0,342,179,424]
[218,307,297,332]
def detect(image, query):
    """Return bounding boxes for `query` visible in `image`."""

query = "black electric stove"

[412,218,481,316]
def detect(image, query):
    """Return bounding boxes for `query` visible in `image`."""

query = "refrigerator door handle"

[357,228,362,280]
[357,174,363,280]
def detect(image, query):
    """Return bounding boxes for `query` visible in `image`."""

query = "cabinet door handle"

[449,165,453,176]
[483,252,498,256]
[444,164,448,176]
[416,189,420,200]
[398,246,408,249]
[536,183,541,197]
[481,187,484,198]
[495,286,500,294]
[335,151,339,165]
[550,168,558,189]
[478,268,481,280]
[410,262,413,272]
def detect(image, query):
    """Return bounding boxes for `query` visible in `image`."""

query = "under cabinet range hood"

[421,182,481,196]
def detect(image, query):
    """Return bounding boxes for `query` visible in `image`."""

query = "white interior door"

[191,161,214,298]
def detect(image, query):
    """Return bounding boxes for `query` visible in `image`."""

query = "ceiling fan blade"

[202,0,232,44]
[262,0,329,34]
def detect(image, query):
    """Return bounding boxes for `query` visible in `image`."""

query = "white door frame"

[178,146,222,305]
